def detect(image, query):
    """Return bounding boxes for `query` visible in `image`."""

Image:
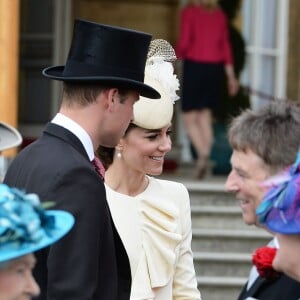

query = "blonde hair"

[187,0,218,8]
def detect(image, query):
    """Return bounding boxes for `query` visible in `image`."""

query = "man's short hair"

[228,101,300,172]
[62,82,129,106]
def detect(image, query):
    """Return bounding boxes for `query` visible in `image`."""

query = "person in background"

[97,39,201,299]
[4,19,160,299]
[257,149,300,283]
[0,122,23,182]
[176,0,239,178]
[0,183,74,300]
[0,122,22,153]
[225,101,300,299]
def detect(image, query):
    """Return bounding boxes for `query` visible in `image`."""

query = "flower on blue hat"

[0,184,55,246]
[256,150,300,234]
[0,184,74,262]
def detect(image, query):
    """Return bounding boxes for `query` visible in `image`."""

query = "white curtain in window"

[241,0,288,109]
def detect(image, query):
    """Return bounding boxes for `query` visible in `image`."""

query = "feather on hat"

[132,39,180,129]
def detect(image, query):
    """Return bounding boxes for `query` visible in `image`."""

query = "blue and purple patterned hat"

[256,150,300,234]
[0,184,74,262]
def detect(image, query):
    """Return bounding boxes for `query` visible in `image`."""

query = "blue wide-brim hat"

[43,19,160,99]
[256,151,300,234]
[0,184,75,263]
[0,210,74,263]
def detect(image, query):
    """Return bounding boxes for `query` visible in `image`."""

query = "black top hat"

[43,19,160,99]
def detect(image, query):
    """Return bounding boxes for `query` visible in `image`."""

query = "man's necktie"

[92,157,105,180]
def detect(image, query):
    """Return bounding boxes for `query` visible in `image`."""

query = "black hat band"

[62,59,143,81]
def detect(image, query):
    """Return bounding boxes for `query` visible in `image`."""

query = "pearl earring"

[117,151,122,158]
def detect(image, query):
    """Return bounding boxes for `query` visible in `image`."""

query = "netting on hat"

[147,39,176,64]
[145,39,179,103]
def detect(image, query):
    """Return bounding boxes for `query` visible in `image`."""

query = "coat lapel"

[246,276,266,296]
[44,123,88,159]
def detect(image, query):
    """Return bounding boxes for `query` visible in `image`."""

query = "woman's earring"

[117,150,122,158]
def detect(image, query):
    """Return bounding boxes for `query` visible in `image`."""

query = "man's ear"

[98,88,118,110]
[105,88,119,111]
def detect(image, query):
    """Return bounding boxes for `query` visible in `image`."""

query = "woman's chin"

[147,168,163,176]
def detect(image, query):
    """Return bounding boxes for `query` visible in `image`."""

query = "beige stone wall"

[73,0,180,46]
[287,0,300,102]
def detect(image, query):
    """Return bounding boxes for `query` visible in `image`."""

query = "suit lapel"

[246,276,266,296]
[238,276,266,299]
[44,123,89,159]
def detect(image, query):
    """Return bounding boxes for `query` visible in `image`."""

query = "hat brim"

[0,210,75,263]
[43,66,160,99]
[0,122,23,152]
[266,219,300,235]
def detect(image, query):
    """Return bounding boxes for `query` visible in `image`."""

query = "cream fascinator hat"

[132,39,180,129]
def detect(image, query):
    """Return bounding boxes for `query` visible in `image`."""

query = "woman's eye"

[167,130,172,136]
[147,135,158,140]
[16,267,26,276]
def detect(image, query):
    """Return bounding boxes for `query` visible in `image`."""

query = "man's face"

[225,149,271,226]
[99,90,139,147]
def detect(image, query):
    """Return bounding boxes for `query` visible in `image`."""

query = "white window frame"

[241,0,289,109]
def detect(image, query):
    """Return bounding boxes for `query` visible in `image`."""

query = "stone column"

[0,0,20,156]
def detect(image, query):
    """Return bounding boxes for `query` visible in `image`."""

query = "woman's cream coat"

[105,176,201,300]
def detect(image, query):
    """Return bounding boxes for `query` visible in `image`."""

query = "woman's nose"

[159,137,172,152]
[26,273,40,297]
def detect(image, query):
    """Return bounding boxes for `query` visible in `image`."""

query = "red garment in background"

[176,4,233,65]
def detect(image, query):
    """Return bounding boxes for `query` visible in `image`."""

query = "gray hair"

[228,101,300,172]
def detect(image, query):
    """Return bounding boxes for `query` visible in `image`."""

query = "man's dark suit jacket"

[4,123,131,300]
[237,272,300,299]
